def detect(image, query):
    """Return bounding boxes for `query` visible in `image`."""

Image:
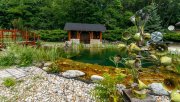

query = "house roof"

[64,23,106,32]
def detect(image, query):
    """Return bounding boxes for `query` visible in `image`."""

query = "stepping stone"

[6,69,26,79]
[0,70,12,78]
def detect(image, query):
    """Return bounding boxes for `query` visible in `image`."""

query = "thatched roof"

[64,23,106,32]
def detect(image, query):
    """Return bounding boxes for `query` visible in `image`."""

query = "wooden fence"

[0,29,40,48]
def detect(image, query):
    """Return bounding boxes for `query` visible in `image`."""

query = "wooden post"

[25,31,28,45]
[100,32,102,42]
[77,31,80,39]
[14,29,17,43]
[68,31,71,41]
[89,32,93,39]
[1,30,4,47]
[0,30,2,47]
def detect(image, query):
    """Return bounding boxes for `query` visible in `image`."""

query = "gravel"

[0,66,95,102]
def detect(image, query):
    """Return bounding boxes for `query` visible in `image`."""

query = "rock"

[42,67,49,71]
[35,62,44,68]
[154,96,170,102]
[148,83,169,96]
[62,70,85,78]
[44,62,52,67]
[117,84,126,94]
[91,75,104,81]
[131,83,138,88]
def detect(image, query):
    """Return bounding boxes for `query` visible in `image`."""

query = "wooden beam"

[77,31,80,39]
[89,32,93,39]
[100,32,102,42]
[68,31,71,41]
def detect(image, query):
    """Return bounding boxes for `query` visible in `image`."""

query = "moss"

[54,58,180,89]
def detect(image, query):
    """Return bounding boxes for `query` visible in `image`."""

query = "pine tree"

[145,3,162,33]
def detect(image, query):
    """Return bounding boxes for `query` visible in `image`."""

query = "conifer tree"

[145,3,162,33]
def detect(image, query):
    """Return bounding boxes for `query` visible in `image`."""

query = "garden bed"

[54,58,180,89]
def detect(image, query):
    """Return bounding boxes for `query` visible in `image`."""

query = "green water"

[69,48,128,67]
[65,48,153,67]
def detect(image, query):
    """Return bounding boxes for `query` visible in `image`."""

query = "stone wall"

[70,39,80,44]
[90,39,102,47]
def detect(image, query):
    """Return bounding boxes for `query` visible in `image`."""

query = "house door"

[80,32,90,44]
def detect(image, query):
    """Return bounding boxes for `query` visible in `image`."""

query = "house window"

[71,31,77,39]
[93,32,100,39]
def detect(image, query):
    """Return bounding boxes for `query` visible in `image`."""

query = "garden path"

[0,68,26,79]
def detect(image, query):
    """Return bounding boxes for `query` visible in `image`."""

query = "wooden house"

[64,23,106,44]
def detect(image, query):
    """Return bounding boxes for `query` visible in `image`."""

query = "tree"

[145,3,162,33]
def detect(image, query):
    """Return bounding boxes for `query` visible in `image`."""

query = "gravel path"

[0,66,95,102]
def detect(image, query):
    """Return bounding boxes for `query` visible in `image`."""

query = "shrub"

[3,77,16,87]
[91,73,125,102]
[18,50,33,66]
[34,30,67,42]
[163,31,180,42]
[0,52,16,66]
[103,29,123,41]
[47,64,60,73]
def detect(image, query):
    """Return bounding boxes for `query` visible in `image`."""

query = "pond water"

[63,48,152,67]
[70,48,123,67]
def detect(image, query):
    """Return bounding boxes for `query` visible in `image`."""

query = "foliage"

[163,31,180,42]
[0,44,64,67]
[145,3,162,33]
[0,52,16,66]
[35,30,67,42]
[0,0,178,30]
[103,29,123,41]
[2,77,16,87]
[18,49,33,66]
[91,73,125,102]
[47,64,60,74]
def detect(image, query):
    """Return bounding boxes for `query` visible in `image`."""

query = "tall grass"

[0,44,64,67]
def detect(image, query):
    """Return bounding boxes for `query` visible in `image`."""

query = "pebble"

[62,70,85,78]
[0,67,95,102]
[90,75,104,81]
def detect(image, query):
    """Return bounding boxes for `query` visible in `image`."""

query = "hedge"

[34,29,67,42]
[34,27,157,42]
[163,31,180,42]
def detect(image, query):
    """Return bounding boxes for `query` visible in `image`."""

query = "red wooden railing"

[0,29,40,48]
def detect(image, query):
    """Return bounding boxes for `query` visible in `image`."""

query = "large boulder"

[62,70,85,78]
[91,75,104,81]
[148,83,169,96]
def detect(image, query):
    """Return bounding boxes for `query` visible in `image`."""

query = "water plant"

[0,44,64,67]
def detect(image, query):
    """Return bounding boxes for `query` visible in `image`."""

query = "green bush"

[34,30,67,42]
[3,77,16,87]
[91,73,125,102]
[18,50,33,66]
[47,64,60,73]
[0,52,16,66]
[163,31,180,42]
[103,27,137,42]
[103,29,123,41]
